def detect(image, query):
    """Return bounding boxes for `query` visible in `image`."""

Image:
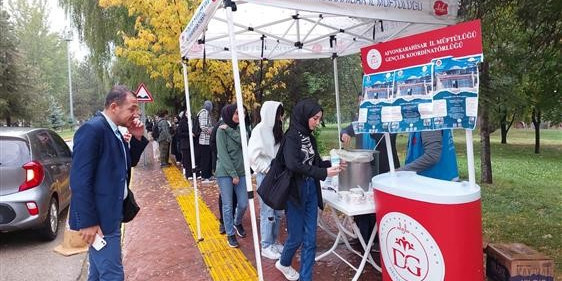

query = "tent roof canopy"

[180,0,459,60]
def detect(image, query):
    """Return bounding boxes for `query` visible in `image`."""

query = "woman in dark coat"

[275,98,343,281]
[176,112,193,177]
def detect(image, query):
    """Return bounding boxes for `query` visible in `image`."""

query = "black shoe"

[227,235,239,248]
[234,224,247,238]
[219,223,225,235]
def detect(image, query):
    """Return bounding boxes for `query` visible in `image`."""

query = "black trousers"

[180,149,193,177]
[196,144,212,179]
[354,214,377,243]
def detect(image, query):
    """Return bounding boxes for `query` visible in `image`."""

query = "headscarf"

[204,100,213,112]
[289,98,322,136]
[221,104,238,129]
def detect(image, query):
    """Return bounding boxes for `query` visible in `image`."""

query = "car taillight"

[26,202,39,215]
[19,161,44,192]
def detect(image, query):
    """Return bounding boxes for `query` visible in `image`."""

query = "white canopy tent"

[178,0,461,280]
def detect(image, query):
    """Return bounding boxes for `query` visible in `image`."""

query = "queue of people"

[69,85,459,281]
[149,100,215,178]
[154,97,459,281]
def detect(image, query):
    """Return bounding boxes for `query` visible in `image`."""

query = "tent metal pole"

[333,57,342,149]
[181,61,203,241]
[225,4,264,281]
[331,37,342,149]
[466,129,476,187]
[384,132,395,174]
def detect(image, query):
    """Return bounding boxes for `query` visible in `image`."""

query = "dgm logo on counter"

[379,212,445,281]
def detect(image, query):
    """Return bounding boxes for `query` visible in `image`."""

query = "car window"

[33,131,58,160]
[0,138,30,166]
[49,131,71,158]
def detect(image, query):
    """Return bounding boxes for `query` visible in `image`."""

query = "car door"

[48,131,72,209]
[30,131,64,202]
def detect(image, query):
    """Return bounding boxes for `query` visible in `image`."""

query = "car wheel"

[40,197,59,241]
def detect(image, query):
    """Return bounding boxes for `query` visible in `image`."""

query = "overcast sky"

[45,0,90,60]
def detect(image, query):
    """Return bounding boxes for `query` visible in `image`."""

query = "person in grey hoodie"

[196,100,214,180]
[156,110,172,167]
[248,101,285,260]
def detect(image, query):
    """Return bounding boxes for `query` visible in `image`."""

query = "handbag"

[122,187,140,223]
[257,138,292,210]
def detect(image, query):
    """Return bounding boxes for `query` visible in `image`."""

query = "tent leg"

[182,62,203,241]
[384,132,395,175]
[333,55,342,149]
[225,5,264,281]
[466,129,476,187]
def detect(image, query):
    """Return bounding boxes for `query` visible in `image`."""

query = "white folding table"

[316,189,382,281]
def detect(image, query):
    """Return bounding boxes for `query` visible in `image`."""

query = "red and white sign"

[374,172,484,281]
[135,83,154,102]
[361,20,482,74]
[379,212,445,281]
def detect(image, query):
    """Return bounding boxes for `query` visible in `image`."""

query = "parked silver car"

[0,128,72,240]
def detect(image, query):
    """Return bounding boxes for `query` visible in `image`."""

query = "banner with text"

[356,20,483,134]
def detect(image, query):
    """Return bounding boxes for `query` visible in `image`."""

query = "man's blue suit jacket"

[69,113,148,234]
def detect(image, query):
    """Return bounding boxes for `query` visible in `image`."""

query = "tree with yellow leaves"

[99,0,291,113]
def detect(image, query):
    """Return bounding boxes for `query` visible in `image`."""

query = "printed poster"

[355,20,483,134]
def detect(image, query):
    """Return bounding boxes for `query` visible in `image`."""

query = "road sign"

[135,83,154,102]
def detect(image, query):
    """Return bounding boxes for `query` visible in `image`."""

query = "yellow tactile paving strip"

[161,166,258,281]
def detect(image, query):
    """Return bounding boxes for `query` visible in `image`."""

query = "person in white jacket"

[248,101,285,260]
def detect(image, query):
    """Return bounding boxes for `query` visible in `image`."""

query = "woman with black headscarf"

[176,111,193,177]
[275,98,343,281]
[215,104,248,248]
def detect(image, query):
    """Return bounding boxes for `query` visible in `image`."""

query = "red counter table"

[373,171,483,281]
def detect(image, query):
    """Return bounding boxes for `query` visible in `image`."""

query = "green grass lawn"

[57,128,75,141]
[318,126,562,275]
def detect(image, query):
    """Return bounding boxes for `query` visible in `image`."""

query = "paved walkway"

[123,141,382,280]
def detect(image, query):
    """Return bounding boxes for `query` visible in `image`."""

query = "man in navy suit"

[69,85,149,280]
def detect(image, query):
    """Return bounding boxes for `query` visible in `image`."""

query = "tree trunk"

[480,105,493,184]
[6,116,11,127]
[479,61,493,184]
[500,112,508,144]
[532,108,541,154]
[499,111,516,144]
[252,105,261,126]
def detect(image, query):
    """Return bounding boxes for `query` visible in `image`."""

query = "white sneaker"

[275,260,299,281]
[272,243,284,254]
[261,246,281,260]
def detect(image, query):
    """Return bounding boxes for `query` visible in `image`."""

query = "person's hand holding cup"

[327,166,341,177]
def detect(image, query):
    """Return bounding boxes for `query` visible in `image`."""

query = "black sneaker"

[219,223,225,235]
[234,224,247,238]
[227,235,239,248]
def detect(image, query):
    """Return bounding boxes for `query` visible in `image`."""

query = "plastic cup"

[330,155,340,168]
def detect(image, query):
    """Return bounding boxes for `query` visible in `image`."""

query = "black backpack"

[192,111,202,138]
[152,120,161,140]
[209,120,221,152]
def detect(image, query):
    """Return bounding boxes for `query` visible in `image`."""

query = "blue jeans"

[88,230,123,281]
[256,172,283,249]
[218,176,248,236]
[280,178,318,281]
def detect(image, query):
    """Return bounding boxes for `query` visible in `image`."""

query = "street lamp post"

[63,29,74,127]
